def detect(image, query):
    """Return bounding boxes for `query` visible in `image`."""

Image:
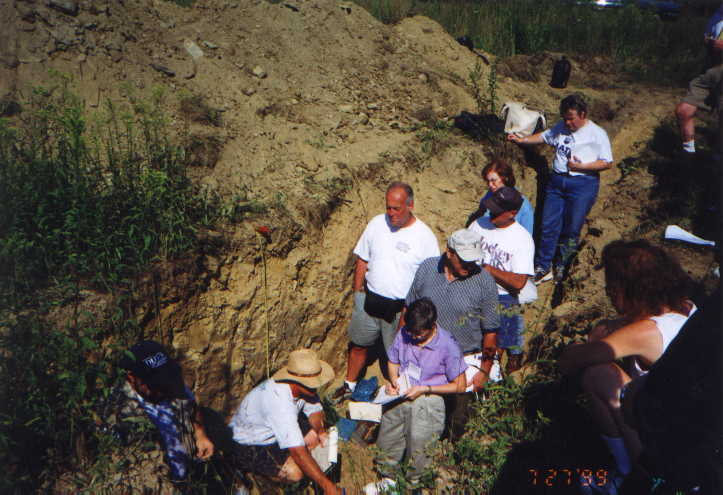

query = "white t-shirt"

[542,120,613,175]
[229,379,323,449]
[467,218,534,296]
[354,214,440,299]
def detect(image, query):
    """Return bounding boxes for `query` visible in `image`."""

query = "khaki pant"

[376,394,446,481]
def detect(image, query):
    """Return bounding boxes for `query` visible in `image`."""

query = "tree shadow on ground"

[488,378,611,495]
[453,111,505,143]
[488,377,691,495]
[190,406,241,493]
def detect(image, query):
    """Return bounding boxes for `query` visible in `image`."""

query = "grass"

[352,0,711,84]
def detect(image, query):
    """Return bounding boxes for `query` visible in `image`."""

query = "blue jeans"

[534,172,600,272]
[497,294,523,354]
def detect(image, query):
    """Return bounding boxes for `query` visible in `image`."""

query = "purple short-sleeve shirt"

[387,325,468,387]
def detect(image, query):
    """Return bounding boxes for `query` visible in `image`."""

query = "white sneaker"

[533,267,553,285]
[363,477,397,495]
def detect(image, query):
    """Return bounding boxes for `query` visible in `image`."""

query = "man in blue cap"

[468,186,535,374]
[113,340,214,485]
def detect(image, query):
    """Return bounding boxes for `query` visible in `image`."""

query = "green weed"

[305,134,336,150]
[468,60,486,115]
[0,313,127,492]
[416,119,452,156]
[436,376,553,494]
[0,81,226,304]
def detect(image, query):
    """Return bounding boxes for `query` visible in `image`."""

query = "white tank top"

[634,304,696,375]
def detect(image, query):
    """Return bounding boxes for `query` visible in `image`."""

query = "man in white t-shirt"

[508,94,613,284]
[333,182,440,401]
[229,349,341,494]
[468,186,535,374]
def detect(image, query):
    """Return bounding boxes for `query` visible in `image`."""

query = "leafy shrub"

[0,313,125,492]
[436,376,552,494]
[0,81,222,303]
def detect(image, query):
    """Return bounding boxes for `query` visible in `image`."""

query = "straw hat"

[272,348,334,389]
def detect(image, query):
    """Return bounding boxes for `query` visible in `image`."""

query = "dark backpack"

[550,56,571,89]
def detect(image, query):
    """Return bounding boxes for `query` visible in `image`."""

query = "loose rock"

[242,87,256,96]
[418,73,429,83]
[49,25,79,51]
[150,63,175,77]
[48,0,79,16]
[252,66,266,78]
[17,4,36,22]
[184,40,204,60]
[357,113,369,125]
[338,104,354,113]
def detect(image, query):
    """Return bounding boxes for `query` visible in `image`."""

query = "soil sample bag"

[501,102,546,137]
[550,56,571,89]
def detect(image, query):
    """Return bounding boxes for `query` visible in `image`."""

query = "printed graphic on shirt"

[480,238,512,270]
[557,135,573,161]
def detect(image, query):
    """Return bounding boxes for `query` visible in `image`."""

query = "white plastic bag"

[518,278,538,304]
[501,101,546,137]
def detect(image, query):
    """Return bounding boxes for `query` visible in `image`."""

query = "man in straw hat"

[229,349,341,494]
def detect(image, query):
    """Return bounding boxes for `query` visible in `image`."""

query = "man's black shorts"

[231,441,290,477]
[231,413,312,477]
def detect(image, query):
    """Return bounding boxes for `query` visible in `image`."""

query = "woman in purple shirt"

[373,298,467,490]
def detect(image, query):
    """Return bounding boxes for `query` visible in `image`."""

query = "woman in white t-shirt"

[508,94,614,285]
[559,240,696,493]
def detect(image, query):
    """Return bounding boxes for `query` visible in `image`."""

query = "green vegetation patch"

[0,80,231,303]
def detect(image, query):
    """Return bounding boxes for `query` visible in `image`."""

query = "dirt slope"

[2,2,716,491]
